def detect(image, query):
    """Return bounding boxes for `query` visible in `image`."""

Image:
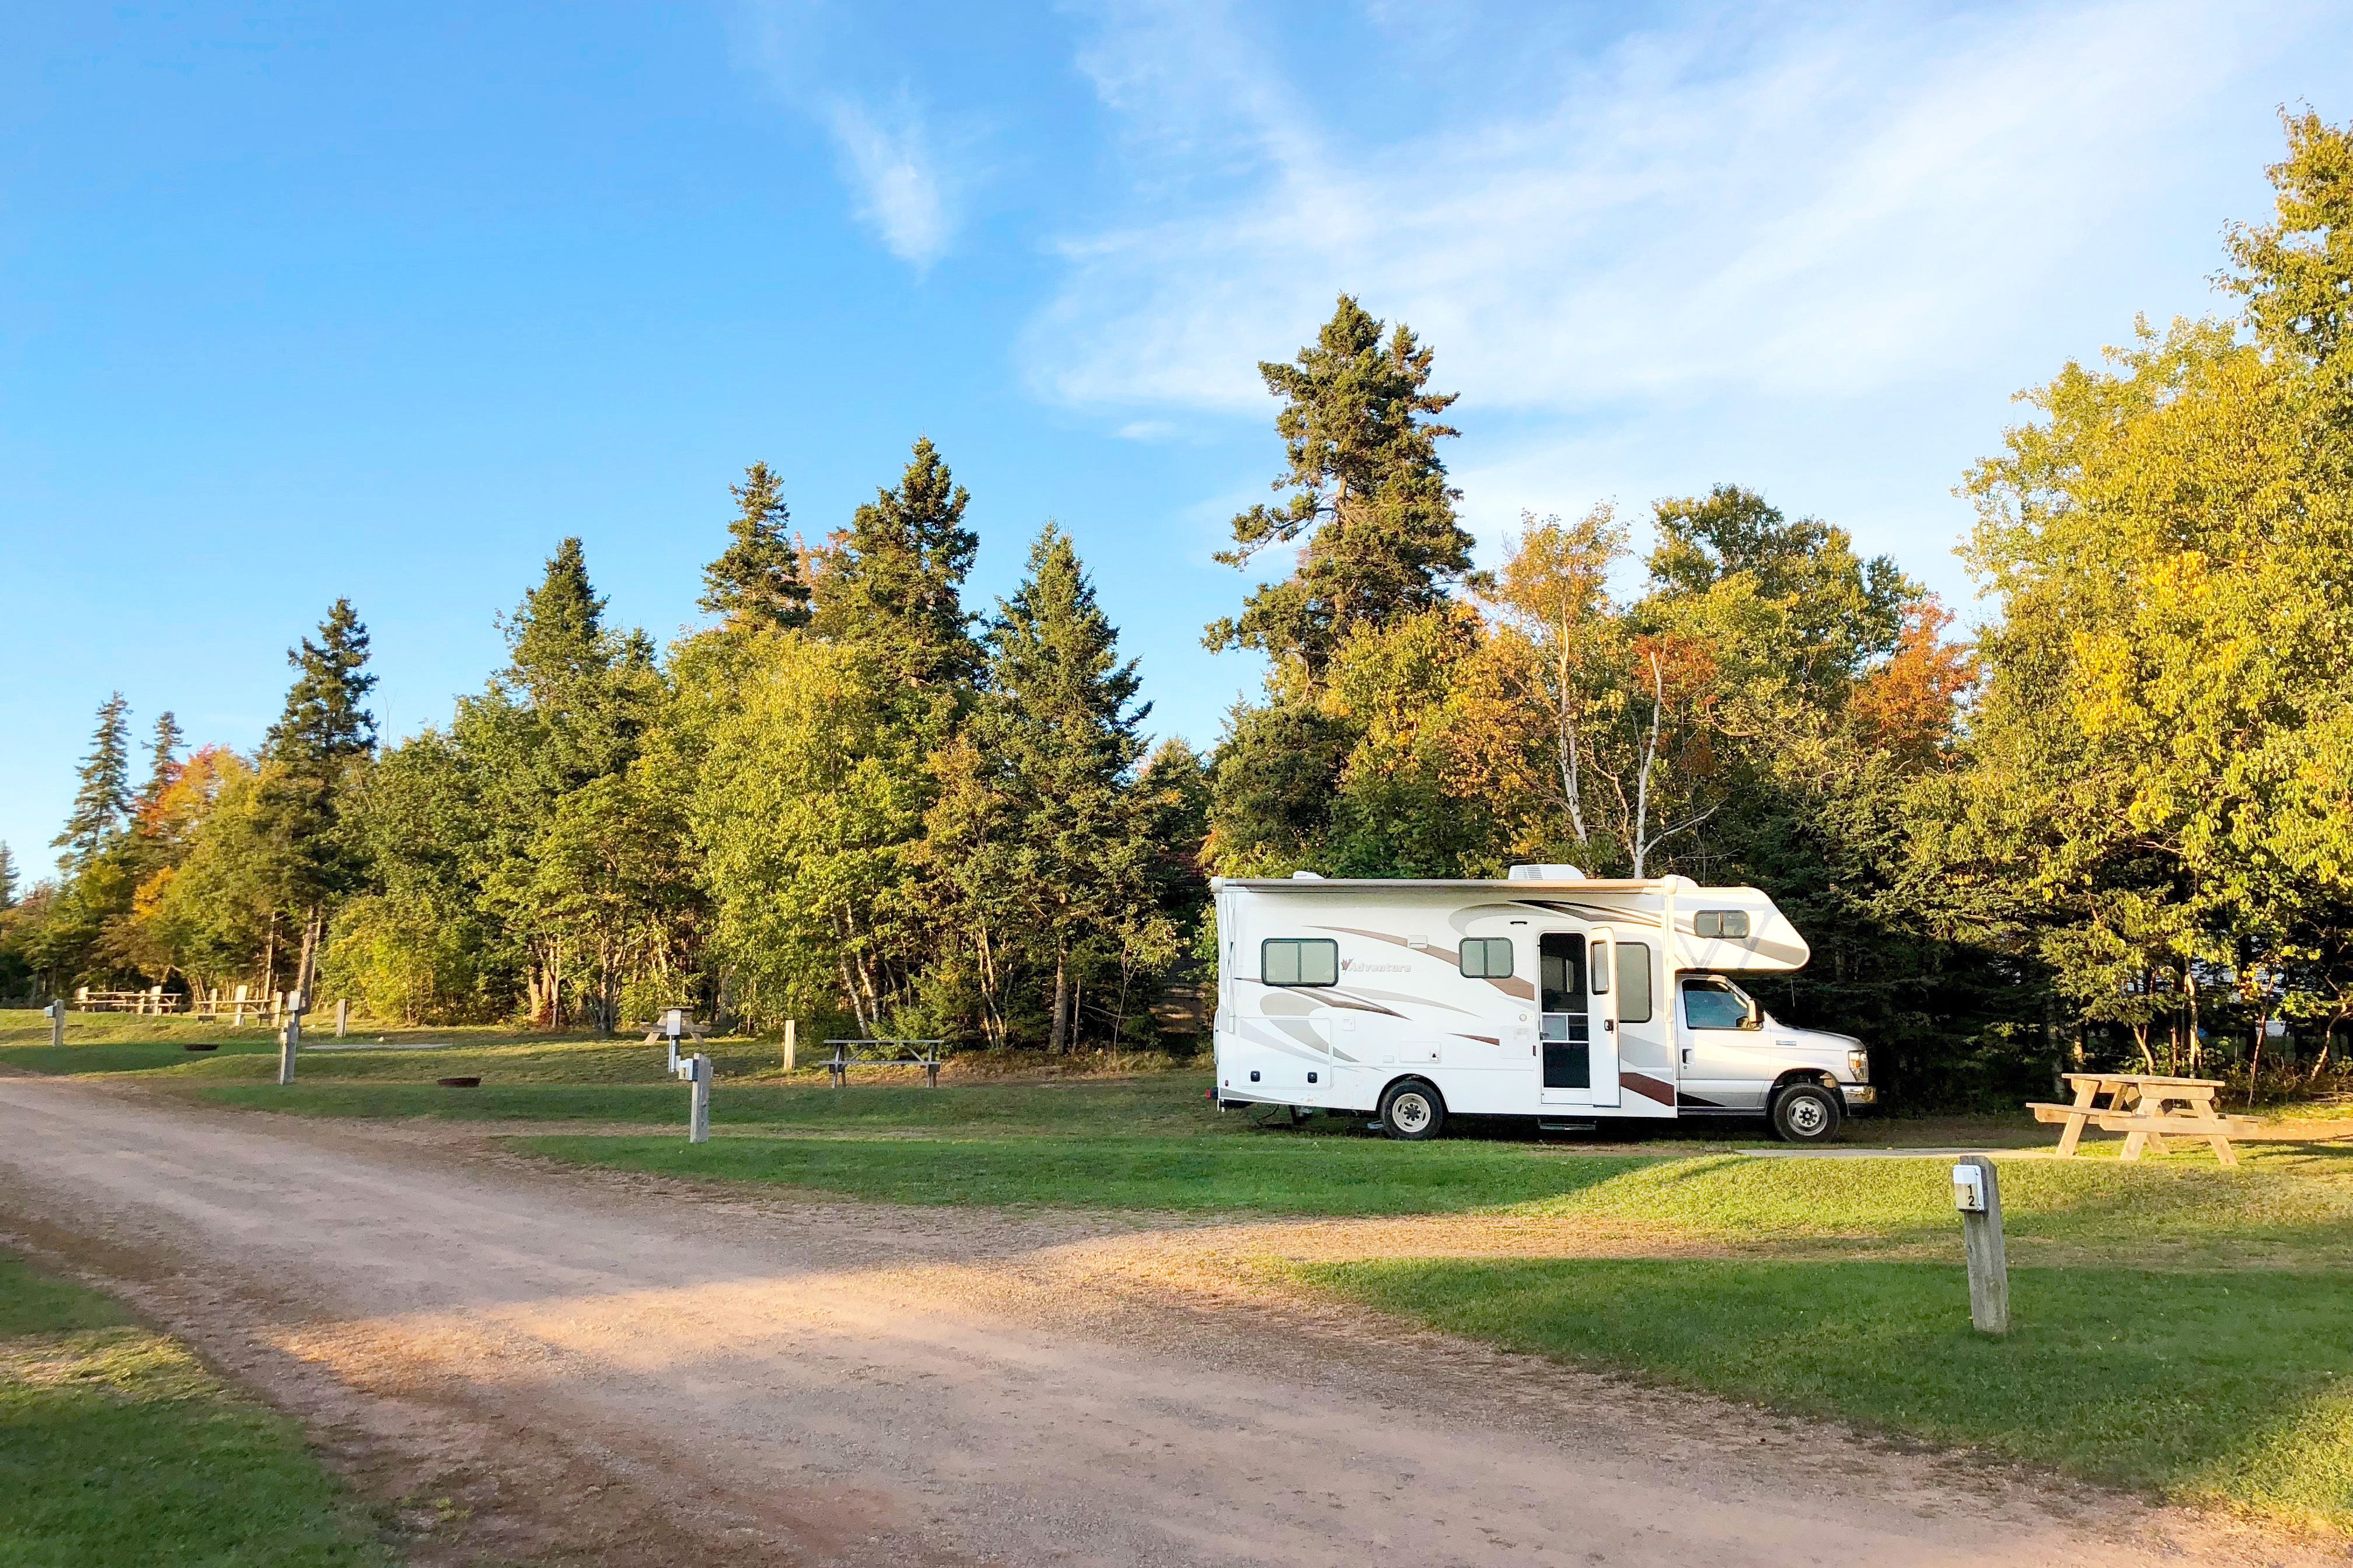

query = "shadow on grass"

[520,1133,1642,1216]
[1291,1256,2353,1530]
[195,1075,1228,1132]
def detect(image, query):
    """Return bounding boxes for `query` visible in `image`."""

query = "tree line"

[6,115,2351,1104]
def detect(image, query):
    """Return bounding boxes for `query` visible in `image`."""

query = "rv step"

[1538,1120,1597,1133]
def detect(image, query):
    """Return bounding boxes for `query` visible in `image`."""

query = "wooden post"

[336,998,349,1038]
[49,999,64,1049]
[232,984,249,1027]
[1953,1156,2010,1335]
[688,1054,711,1143]
[277,1010,301,1086]
[783,1018,797,1074]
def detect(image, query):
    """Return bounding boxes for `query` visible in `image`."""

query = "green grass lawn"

[0,1249,388,1566]
[521,1136,2353,1255]
[1295,1258,2353,1531]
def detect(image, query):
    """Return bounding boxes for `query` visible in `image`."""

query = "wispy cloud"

[733,2,961,270]
[1025,0,2291,415]
[822,95,953,269]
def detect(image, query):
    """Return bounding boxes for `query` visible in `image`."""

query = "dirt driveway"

[0,1076,2327,1567]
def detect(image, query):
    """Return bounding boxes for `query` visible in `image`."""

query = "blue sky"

[4,1,2349,879]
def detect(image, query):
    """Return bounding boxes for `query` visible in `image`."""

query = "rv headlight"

[1846,1048,1870,1084]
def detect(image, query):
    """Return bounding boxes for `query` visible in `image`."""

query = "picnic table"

[2029,1073,2259,1166]
[823,1039,945,1089]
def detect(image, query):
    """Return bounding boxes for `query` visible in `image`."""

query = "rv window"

[1682,976,1747,1030]
[1261,938,1339,987]
[1616,941,1653,1023]
[1693,909,1751,940]
[1538,933,1586,1014]
[1458,937,1513,979]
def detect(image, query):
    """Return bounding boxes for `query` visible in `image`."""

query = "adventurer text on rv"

[1210,865,1874,1143]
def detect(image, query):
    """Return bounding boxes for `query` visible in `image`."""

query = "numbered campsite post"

[1951,1156,2010,1335]
[48,998,64,1049]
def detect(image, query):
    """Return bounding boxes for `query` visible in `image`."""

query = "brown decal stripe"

[1618,1070,1677,1106]
[1312,924,1460,965]
[1455,1033,1500,1045]
[1677,1090,1727,1109]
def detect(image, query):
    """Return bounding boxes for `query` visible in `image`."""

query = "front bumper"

[1841,1084,1878,1109]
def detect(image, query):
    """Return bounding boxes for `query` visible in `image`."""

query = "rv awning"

[1214,878,1669,893]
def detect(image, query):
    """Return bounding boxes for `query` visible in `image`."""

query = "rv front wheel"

[1379,1080,1446,1141]
[1770,1082,1842,1144]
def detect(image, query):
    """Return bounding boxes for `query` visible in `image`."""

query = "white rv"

[1210,866,1874,1143]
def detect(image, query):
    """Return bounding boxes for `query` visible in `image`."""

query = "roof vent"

[1290,869,1325,880]
[1507,864,1586,881]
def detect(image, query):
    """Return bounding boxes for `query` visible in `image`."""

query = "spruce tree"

[811,438,980,690]
[1208,294,1475,676]
[53,693,133,869]
[136,711,184,826]
[700,462,812,631]
[507,537,608,711]
[267,602,378,765]
[0,841,17,910]
[976,525,1152,1050]
[257,599,379,997]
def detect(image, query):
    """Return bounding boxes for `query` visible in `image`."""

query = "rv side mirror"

[1740,1000,1761,1031]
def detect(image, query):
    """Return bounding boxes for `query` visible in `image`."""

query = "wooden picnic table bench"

[2029,1072,2260,1166]
[823,1040,946,1089]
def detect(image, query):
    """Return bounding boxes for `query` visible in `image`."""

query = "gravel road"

[0,1075,2326,1567]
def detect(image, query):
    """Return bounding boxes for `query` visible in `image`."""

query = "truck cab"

[1674,972,1875,1141]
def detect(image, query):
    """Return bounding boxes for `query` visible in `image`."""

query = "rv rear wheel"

[1771,1082,1842,1144]
[1379,1079,1446,1141]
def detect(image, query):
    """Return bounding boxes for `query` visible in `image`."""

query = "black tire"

[1379,1078,1446,1141]
[1771,1082,1843,1144]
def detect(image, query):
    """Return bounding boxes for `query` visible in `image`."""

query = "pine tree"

[811,438,980,690]
[135,711,184,827]
[0,841,18,910]
[507,538,608,712]
[257,600,379,998]
[53,693,133,869]
[1208,295,1474,676]
[973,525,1155,1051]
[267,602,378,766]
[700,462,811,631]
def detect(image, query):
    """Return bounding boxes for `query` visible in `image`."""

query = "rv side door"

[1586,927,1621,1106]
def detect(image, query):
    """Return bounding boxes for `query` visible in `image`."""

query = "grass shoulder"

[0,1248,388,1566]
[1290,1255,2353,1532]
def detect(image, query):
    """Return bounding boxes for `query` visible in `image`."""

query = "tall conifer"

[136,711,185,827]
[0,841,18,910]
[258,599,379,996]
[700,463,811,631]
[1209,294,1474,676]
[53,693,133,869]
[973,525,1154,1050]
[811,438,980,690]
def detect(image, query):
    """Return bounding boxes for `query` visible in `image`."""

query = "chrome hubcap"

[1788,1098,1827,1134]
